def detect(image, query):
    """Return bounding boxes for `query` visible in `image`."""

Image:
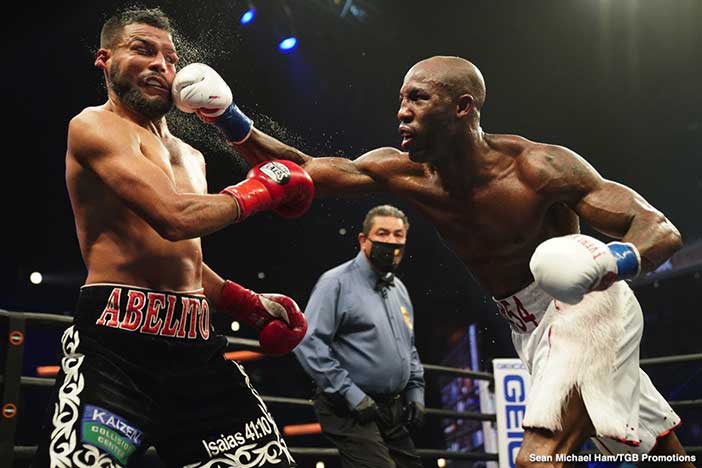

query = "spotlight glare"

[30,271,43,285]
[230,321,241,332]
[315,462,325,468]
[437,459,447,468]
[240,8,256,25]
[278,36,297,52]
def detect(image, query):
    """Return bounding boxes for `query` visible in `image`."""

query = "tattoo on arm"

[540,146,683,272]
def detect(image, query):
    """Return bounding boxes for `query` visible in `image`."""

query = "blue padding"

[608,242,640,280]
[214,103,253,143]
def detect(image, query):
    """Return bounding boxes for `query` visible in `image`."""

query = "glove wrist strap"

[220,179,273,222]
[218,280,266,328]
[607,242,641,280]
[214,103,253,143]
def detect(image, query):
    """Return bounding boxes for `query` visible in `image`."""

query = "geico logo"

[504,375,526,403]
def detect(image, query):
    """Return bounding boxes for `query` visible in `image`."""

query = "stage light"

[274,1,298,53]
[230,321,241,332]
[239,0,256,25]
[240,8,256,25]
[278,36,297,52]
[30,271,43,284]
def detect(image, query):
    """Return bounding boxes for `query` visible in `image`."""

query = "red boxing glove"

[221,160,314,221]
[217,280,307,355]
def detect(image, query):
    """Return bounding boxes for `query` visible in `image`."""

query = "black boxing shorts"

[32,283,296,468]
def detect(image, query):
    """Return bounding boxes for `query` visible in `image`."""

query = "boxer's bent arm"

[576,181,682,272]
[202,263,226,305]
[533,145,683,272]
[68,112,238,240]
[235,128,386,196]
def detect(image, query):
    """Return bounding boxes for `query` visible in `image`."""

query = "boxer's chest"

[141,135,207,195]
[392,170,548,258]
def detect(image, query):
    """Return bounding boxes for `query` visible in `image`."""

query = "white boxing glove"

[529,234,641,305]
[172,63,233,117]
[172,63,253,143]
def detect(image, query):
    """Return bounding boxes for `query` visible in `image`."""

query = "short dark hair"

[362,205,410,235]
[100,7,173,49]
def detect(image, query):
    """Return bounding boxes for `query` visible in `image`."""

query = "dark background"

[2,0,701,466]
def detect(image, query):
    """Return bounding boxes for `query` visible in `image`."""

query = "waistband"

[492,282,553,334]
[76,283,212,341]
[317,390,402,411]
[367,392,402,405]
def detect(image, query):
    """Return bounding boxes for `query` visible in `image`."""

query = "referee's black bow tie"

[375,273,395,297]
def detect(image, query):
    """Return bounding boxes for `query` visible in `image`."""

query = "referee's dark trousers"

[313,390,423,468]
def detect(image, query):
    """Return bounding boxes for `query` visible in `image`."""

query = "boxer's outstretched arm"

[68,110,239,241]
[172,64,391,196]
[532,145,683,272]
[235,128,390,196]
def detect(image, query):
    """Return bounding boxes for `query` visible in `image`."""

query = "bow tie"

[375,273,395,297]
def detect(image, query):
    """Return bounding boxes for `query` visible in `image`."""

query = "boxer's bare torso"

[236,56,675,299]
[232,54,686,464]
[345,135,579,298]
[66,104,207,292]
[240,121,676,299]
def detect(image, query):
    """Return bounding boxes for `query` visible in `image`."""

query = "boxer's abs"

[82,225,204,292]
[406,187,579,298]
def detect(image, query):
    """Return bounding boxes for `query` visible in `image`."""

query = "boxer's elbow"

[149,206,192,242]
[159,222,189,242]
[661,217,683,255]
[152,217,188,241]
[640,212,683,271]
[647,209,683,254]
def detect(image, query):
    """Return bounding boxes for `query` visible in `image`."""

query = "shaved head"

[406,56,486,111]
[398,56,486,162]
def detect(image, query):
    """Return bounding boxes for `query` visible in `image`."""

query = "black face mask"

[368,241,405,272]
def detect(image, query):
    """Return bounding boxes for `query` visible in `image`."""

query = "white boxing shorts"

[493,281,680,454]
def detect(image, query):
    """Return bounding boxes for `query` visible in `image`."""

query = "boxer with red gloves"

[217,279,307,355]
[222,160,314,221]
[35,10,306,468]
[172,63,314,221]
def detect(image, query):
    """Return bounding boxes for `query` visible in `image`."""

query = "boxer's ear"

[456,94,474,119]
[95,48,110,70]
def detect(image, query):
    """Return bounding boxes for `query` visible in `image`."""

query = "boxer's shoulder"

[512,141,594,196]
[68,108,121,163]
[72,104,133,127]
[69,106,140,150]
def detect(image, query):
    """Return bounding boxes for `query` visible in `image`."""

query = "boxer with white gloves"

[530,234,641,304]
[202,55,691,466]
